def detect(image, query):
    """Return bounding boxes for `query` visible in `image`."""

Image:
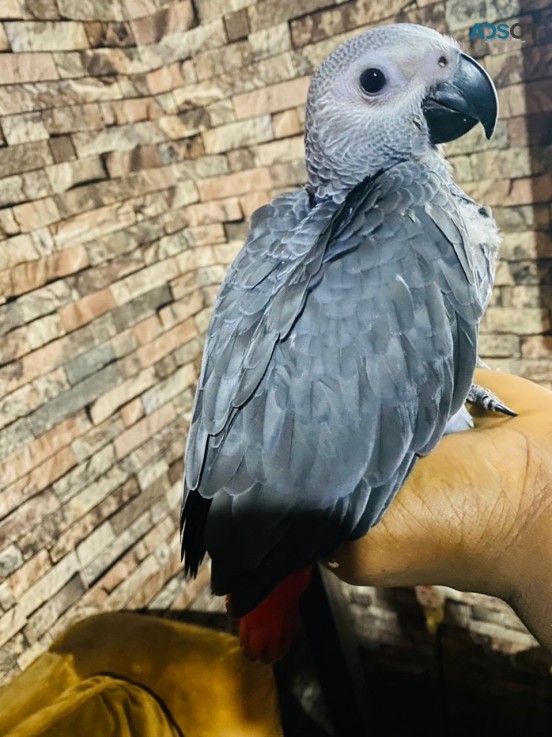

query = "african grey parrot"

[181,23,503,661]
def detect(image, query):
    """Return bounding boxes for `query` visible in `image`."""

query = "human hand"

[325,369,552,651]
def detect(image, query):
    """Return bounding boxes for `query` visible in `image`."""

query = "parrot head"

[305,23,498,199]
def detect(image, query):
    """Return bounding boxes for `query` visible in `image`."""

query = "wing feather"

[182,161,485,614]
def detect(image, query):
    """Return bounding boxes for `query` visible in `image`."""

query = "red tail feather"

[233,567,313,663]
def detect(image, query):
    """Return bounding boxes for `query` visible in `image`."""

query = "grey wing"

[449,182,500,311]
[185,163,484,616]
[184,186,316,491]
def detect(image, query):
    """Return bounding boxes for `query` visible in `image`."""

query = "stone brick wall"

[0,0,550,687]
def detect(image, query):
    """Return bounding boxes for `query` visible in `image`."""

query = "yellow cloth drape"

[0,612,283,737]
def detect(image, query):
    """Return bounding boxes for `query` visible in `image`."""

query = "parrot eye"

[359,68,386,95]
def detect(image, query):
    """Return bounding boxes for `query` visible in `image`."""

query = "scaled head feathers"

[305,24,497,200]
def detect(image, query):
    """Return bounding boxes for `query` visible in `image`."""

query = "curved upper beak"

[422,52,498,144]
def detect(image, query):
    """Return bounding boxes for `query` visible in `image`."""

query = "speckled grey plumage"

[181,23,500,617]
[182,161,486,616]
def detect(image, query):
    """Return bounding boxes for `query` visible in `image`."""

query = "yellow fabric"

[0,612,283,737]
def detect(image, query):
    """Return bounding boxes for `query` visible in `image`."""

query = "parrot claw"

[467,383,517,417]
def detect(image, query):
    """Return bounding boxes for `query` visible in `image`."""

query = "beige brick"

[195,40,252,82]
[185,223,226,247]
[12,196,60,231]
[142,363,196,414]
[158,290,204,329]
[111,258,179,305]
[90,367,155,425]
[0,52,58,85]
[133,314,163,345]
[59,289,117,332]
[7,551,51,600]
[136,318,198,368]
[195,0,254,22]
[248,0,347,32]
[50,135,76,163]
[131,0,194,44]
[17,552,79,618]
[197,167,272,201]
[0,209,20,238]
[72,121,166,158]
[0,606,27,650]
[234,77,309,119]
[138,19,227,69]
[521,336,552,359]
[1,112,49,145]
[51,201,136,248]
[248,23,291,59]
[253,134,304,166]
[2,314,63,365]
[464,175,552,208]
[63,465,129,525]
[224,8,250,42]
[183,197,242,226]
[478,334,520,358]
[0,246,88,299]
[214,241,242,264]
[481,307,551,335]
[0,415,80,488]
[5,21,89,51]
[0,24,9,50]
[272,108,302,138]
[46,103,104,135]
[0,232,38,271]
[240,190,270,218]
[114,402,177,459]
[0,139,53,179]
[0,75,122,116]
[57,0,125,21]
[46,157,107,194]
[145,62,187,95]
[499,80,552,118]
[501,231,552,261]
[202,115,273,153]
[76,522,116,568]
[121,397,145,427]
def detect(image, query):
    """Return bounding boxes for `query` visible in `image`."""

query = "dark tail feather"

[180,483,211,578]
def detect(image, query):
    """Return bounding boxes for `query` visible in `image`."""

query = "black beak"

[422,52,498,144]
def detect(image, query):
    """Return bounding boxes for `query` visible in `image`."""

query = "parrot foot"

[237,566,313,664]
[467,383,517,417]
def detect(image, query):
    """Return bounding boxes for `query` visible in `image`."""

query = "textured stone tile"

[0,546,24,578]
[138,19,226,69]
[5,21,89,51]
[202,114,273,153]
[0,77,122,116]
[30,363,120,436]
[90,366,155,424]
[0,52,58,84]
[56,0,125,21]
[195,0,254,22]
[131,0,195,44]
[85,20,135,47]
[0,245,87,299]
[0,139,53,179]
[12,196,60,231]
[248,0,344,31]
[290,0,406,47]
[23,573,85,643]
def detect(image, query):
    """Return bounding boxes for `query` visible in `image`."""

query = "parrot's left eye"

[359,68,386,95]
